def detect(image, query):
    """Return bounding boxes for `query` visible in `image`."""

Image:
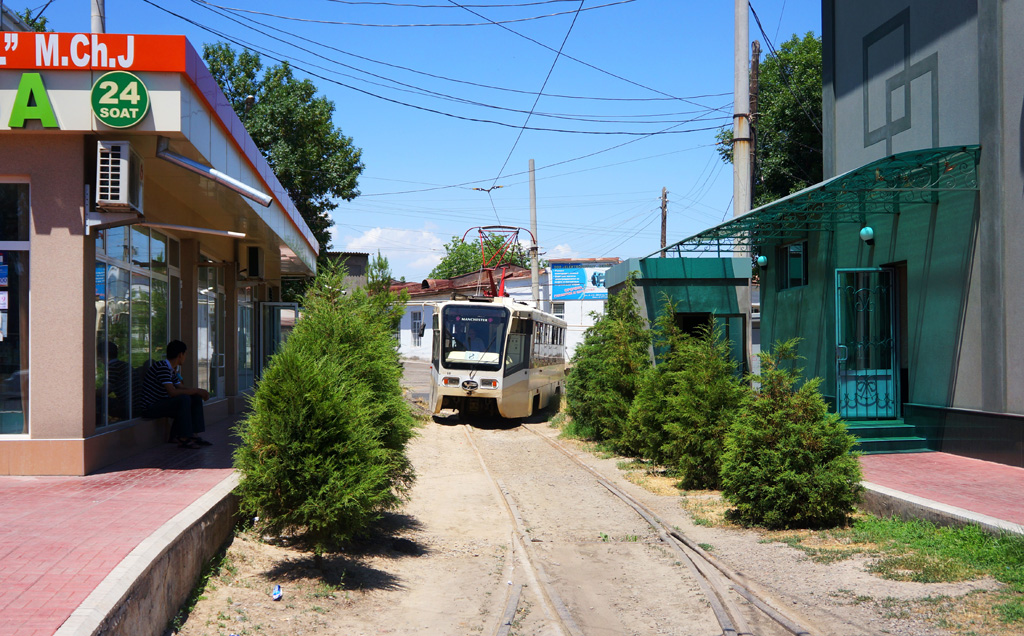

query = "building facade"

[659,2,1023,467]
[0,32,316,474]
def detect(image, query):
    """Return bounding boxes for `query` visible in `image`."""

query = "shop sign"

[90,71,149,128]
[1,32,186,72]
[7,72,58,128]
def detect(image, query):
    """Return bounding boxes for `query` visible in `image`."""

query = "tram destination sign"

[90,71,149,128]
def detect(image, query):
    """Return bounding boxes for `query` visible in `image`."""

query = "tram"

[428,295,567,419]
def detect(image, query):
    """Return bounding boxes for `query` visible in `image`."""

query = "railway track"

[461,421,816,636]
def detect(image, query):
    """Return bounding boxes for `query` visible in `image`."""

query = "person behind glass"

[139,340,211,449]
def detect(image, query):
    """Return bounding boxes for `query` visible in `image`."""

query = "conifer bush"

[233,264,415,555]
[720,339,863,529]
[565,273,649,446]
[624,299,748,487]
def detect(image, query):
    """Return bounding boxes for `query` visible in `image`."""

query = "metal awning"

[651,145,980,257]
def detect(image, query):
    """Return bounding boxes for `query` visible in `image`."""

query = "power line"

[193,0,635,27]
[147,0,724,136]
[486,0,586,184]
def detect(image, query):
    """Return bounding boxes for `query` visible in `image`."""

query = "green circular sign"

[91,71,150,128]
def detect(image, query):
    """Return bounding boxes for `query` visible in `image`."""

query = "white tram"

[428,296,567,419]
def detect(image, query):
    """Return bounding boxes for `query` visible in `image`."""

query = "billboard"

[551,261,616,300]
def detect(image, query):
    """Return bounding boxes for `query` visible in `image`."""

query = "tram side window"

[505,317,531,376]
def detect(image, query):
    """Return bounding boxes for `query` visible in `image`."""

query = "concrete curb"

[55,472,240,636]
[860,481,1024,536]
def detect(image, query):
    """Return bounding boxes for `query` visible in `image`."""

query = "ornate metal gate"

[835,269,898,419]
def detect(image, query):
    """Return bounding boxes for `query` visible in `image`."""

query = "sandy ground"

[174,363,1010,636]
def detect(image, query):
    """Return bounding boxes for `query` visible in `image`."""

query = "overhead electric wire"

[145,0,724,136]
[324,1,582,7]
[196,0,725,105]
[487,0,586,185]
[194,0,635,27]
[189,0,724,127]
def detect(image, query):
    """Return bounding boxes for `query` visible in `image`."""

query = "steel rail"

[521,423,815,636]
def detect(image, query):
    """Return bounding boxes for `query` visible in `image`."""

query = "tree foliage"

[564,273,649,446]
[721,340,862,529]
[233,263,415,555]
[202,43,364,253]
[17,8,48,31]
[622,298,747,489]
[717,32,823,207]
[428,234,529,280]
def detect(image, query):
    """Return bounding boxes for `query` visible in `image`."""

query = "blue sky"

[37,0,821,280]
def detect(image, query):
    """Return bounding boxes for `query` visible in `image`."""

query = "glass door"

[835,268,898,419]
[258,302,299,377]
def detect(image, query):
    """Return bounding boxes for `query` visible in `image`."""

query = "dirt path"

[176,375,1001,635]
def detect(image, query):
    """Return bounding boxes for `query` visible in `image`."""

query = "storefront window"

[197,263,225,398]
[0,183,29,435]
[237,286,254,392]
[95,228,172,426]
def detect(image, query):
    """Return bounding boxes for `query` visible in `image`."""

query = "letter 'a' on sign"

[90,71,150,129]
[8,73,59,128]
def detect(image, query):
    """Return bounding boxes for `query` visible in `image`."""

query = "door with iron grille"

[835,269,898,419]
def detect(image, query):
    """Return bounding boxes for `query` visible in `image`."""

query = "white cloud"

[333,226,445,280]
[544,243,578,260]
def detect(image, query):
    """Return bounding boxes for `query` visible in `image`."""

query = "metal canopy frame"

[650,145,980,258]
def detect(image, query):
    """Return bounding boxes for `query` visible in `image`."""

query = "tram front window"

[441,305,508,370]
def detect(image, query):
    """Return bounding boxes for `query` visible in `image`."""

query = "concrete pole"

[733,0,751,219]
[529,159,540,308]
[660,187,668,258]
[91,0,105,34]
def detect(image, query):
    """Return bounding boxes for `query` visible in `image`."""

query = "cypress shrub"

[233,264,415,555]
[622,299,748,488]
[720,339,863,529]
[564,273,649,446]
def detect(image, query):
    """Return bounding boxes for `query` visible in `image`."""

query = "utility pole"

[733,0,751,219]
[750,40,760,203]
[529,159,540,308]
[91,0,105,33]
[660,187,668,258]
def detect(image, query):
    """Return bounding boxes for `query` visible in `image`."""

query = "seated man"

[138,340,211,448]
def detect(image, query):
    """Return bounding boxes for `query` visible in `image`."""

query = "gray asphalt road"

[401,359,432,405]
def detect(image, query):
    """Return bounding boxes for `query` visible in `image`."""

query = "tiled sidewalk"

[0,417,237,636]
[860,451,1024,527]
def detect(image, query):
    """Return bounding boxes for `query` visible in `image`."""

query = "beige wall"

[0,134,90,440]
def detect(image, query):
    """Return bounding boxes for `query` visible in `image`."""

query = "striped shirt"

[138,359,177,412]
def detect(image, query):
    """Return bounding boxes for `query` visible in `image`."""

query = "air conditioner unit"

[96,141,143,214]
[244,245,265,279]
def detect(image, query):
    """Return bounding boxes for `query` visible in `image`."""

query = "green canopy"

[651,145,980,257]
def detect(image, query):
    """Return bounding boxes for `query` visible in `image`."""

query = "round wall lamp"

[860,226,875,244]
[756,255,768,267]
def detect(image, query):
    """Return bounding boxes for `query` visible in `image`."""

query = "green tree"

[428,234,529,279]
[622,298,748,488]
[18,7,49,31]
[717,32,823,207]
[565,273,649,446]
[720,340,862,529]
[233,263,415,557]
[202,44,364,254]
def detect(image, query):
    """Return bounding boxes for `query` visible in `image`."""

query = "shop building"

[0,32,315,474]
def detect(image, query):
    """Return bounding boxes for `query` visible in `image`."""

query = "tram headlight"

[442,376,460,386]
[480,379,498,389]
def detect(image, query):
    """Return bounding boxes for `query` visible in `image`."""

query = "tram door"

[257,302,299,378]
[835,268,898,419]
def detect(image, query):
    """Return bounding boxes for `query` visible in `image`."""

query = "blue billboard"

[551,261,616,300]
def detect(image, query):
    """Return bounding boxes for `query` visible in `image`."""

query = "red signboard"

[0,32,187,73]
